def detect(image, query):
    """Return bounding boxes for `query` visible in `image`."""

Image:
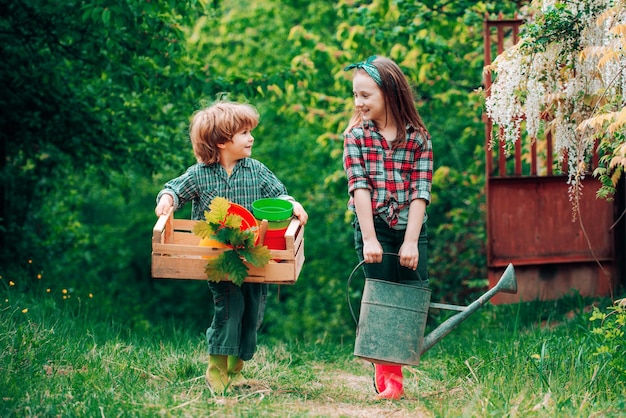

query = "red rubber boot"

[373,364,386,394]
[374,365,404,400]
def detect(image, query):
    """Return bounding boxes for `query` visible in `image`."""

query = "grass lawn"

[1,277,624,417]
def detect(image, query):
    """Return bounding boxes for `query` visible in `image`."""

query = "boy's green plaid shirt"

[157,158,291,221]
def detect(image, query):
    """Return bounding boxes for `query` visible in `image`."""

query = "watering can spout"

[420,263,517,356]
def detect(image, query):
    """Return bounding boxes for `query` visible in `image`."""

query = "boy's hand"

[155,194,174,217]
[292,201,308,226]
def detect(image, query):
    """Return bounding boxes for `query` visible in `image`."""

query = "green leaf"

[91,6,102,23]
[214,228,234,244]
[224,213,243,230]
[205,197,230,225]
[221,250,249,286]
[589,308,606,322]
[202,248,252,286]
[227,257,250,287]
[226,228,256,247]
[193,220,218,239]
[204,256,231,283]
[102,8,111,26]
[239,245,271,268]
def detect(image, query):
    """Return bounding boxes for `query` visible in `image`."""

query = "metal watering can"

[347,255,517,366]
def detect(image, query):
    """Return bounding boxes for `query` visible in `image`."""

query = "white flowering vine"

[485,0,626,203]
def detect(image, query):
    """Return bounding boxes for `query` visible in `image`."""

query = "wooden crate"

[151,210,305,284]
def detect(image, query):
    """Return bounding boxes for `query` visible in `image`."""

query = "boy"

[155,100,308,394]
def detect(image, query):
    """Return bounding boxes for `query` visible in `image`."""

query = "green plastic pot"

[252,198,293,221]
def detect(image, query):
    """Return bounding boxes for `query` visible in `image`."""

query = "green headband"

[344,55,382,86]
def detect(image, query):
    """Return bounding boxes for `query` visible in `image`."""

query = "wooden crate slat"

[173,219,198,230]
[152,212,304,284]
[171,233,202,245]
[152,242,297,261]
[152,256,298,283]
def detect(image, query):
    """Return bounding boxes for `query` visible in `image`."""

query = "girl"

[343,56,433,400]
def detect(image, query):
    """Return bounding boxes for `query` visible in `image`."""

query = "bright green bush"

[589,299,626,380]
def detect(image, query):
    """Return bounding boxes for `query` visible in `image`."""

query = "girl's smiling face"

[352,71,386,127]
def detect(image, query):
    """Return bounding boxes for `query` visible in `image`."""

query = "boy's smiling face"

[219,128,254,162]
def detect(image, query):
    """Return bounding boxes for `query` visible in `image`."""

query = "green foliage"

[589,299,626,379]
[0,0,204,262]
[595,131,626,199]
[193,198,242,238]
[197,198,233,231]
[521,1,606,54]
[193,197,270,286]
[204,250,250,285]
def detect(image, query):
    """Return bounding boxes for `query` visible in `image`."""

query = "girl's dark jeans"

[354,216,429,287]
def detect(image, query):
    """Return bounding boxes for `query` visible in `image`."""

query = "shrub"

[589,298,626,380]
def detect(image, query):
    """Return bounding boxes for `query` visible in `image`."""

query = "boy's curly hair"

[189,101,259,164]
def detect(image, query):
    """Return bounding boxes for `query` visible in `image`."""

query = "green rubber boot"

[227,356,248,387]
[205,354,228,394]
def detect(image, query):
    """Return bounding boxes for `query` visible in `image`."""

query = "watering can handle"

[346,252,426,326]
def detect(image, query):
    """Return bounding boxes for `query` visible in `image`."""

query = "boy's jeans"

[206,281,268,361]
